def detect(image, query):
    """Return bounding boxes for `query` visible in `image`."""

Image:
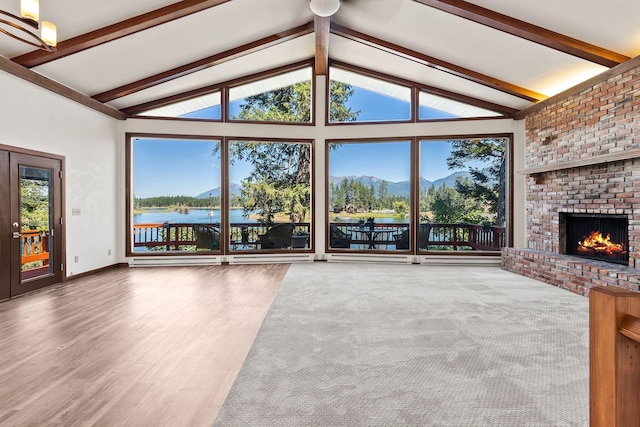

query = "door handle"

[12,232,21,239]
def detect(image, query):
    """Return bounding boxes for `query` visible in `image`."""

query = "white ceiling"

[1,0,639,117]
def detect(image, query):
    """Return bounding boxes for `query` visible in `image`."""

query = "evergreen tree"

[446,138,506,226]
[225,80,359,224]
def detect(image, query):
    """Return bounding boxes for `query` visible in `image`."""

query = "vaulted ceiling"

[1,0,639,120]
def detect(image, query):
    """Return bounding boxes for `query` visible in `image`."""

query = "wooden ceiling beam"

[11,0,231,68]
[412,0,630,68]
[93,22,314,103]
[331,23,545,102]
[314,16,330,75]
[0,56,125,119]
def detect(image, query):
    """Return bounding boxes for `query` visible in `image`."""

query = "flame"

[577,231,627,256]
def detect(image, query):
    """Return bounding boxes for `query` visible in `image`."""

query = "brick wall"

[502,61,640,295]
[525,69,640,170]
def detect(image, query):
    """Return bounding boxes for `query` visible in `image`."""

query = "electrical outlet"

[74,255,79,263]
[108,249,112,256]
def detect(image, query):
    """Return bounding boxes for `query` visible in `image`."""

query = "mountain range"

[328,171,471,196]
[196,171,470,198]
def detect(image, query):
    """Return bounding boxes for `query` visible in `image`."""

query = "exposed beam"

[412,0,630,68]
[314,16,330,75]
[331,23,544,102]
[93,22,314,103]
[12,0,231,68]
[0,56,126,120]
[331,60,518,117]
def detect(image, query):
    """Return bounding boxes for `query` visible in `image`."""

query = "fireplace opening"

[564,214,629,265]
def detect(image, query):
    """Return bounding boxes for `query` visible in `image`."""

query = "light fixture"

[0,0,56,52]
[309,0,341,17]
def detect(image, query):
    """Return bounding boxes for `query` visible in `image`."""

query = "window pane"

[137,92,221,120]
[419,92,502,120]
[228,68,312,123]
[328,141,411,251]
[419,138,507,252]
[329,68,411,123]
[20,166,53,279]
[228,140,312,251]
[131,138,221,253]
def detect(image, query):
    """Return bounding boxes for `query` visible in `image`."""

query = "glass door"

[1,151,63,298]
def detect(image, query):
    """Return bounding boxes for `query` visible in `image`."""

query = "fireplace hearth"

[563,214,629,265]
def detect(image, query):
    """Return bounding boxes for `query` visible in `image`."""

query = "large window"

[228,139,313,251]
[418,138,508,252]
[327,140,412,251]
[130,137,222,253]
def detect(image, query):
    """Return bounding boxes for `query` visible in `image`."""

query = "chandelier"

[309,0,341,17]
[0,0,56,52]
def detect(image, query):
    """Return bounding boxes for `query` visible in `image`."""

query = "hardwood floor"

[0,264,289,426]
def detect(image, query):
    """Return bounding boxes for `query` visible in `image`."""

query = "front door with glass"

[0,150,63,299]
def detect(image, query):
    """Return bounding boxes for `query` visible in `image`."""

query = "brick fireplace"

[502,58,640,296]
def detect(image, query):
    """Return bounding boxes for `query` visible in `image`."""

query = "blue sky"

[133,138,222,198]
[133,86,477,198]
[328,141,462,183]
[134,137,466,198]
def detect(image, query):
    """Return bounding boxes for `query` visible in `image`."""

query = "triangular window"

[228,67,313,123]
[329,67,411,123]
[419,91,502,120]
[137,92,221,120]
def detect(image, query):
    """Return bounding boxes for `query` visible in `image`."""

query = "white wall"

[0,72,120,276]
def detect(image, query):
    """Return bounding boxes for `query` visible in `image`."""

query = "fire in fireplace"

[564,214,629,265]
[577,231,626,257]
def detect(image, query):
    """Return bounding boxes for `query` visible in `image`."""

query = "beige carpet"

[213,263,589,426]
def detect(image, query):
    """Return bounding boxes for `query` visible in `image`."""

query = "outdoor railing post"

[452,224,458,250]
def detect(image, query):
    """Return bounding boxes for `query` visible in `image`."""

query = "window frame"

[416,133,513,255]
[327,63,415,125]
[325,137,415,253]
[125,133,225,257]
[225,136,315,253]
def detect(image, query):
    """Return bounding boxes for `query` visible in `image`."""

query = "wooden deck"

[0,264,289,426]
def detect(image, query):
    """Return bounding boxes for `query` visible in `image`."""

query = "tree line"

[134,195,221,209]
[329,178,408,215]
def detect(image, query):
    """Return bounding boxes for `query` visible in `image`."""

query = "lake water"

[135,208,408,225]
[134,208,255,224]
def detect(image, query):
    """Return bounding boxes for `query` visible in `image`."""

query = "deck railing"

[20,230,51,280]
[21,230,50,264]
[133,222,312,251]
[132,222,505,251]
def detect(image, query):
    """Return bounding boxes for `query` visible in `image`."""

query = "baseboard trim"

[326,253,414,264]
[65,263,127,281]
[128,256,222,267]
[228,254,314,264]
[420,255,501,266]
